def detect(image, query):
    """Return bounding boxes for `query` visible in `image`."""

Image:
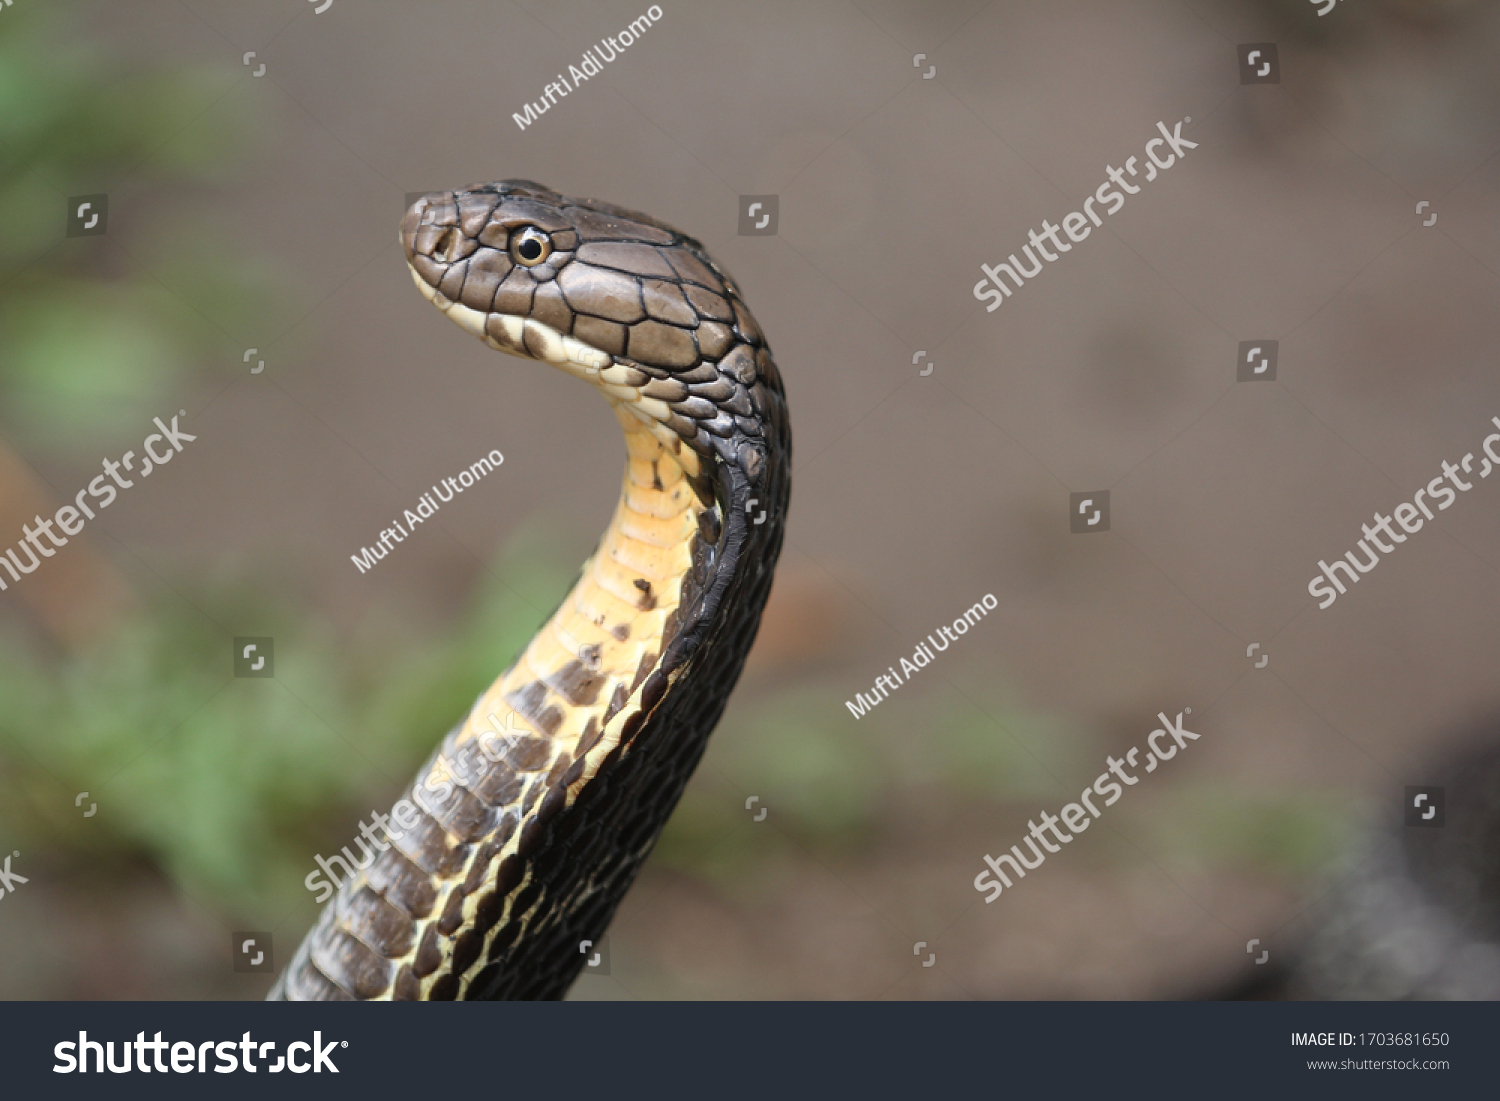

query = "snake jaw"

[407,254,701,479]
[407,262,608,381]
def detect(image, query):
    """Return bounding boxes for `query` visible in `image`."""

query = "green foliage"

[654,683,1089,880]
[656,685,1353,885]
[0,523,578,922]
[0,4,275,441]
[1154,788,1355,875]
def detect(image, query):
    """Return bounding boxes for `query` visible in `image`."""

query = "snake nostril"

[434,227,459,263]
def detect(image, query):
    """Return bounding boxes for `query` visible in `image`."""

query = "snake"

[270,180,790,1000]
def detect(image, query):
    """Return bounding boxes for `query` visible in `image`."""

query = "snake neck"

[275,370,787,1003]
[464,407,708,807]
[274,179,790,1002]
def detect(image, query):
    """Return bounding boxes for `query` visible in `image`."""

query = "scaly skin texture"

[271,180,790,1001]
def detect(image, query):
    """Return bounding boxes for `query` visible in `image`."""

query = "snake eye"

[509,226,553,266]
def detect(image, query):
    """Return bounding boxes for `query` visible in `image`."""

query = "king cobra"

[271,180,790,1001]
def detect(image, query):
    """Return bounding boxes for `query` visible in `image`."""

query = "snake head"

[401,180,782,485]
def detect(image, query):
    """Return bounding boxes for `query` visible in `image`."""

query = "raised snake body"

[271,180,790,1000]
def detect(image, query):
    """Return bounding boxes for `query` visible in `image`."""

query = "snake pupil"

[510,226,551,266]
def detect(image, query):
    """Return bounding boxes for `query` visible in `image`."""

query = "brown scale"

[272,180,790,1002]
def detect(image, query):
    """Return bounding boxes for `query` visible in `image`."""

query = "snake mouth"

[401,190,610,381]
[404,259,611,382]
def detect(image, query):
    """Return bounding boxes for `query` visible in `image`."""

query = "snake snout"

[400,191,463,271]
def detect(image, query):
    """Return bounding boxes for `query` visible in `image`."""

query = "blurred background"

[2,0,1499,1000]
